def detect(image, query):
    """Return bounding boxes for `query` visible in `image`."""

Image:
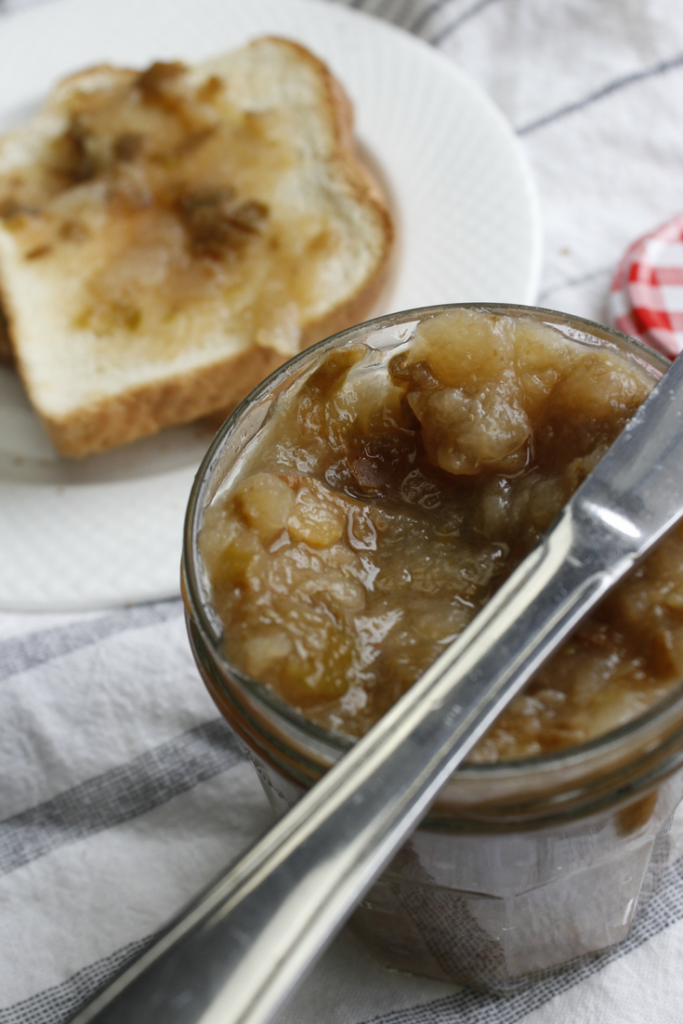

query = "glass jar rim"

[183,301,683,787]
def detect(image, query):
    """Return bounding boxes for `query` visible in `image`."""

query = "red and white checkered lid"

[609,213,683,360]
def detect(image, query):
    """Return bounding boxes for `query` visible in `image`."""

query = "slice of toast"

[0,38,393,457]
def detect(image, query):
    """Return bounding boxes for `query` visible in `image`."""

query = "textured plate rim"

[0,0,541,611]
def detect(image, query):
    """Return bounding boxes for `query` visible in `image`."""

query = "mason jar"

[182,303,683,994]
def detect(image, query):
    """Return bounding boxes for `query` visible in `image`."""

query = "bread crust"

[40,344,286,457]
[0,38,394,457]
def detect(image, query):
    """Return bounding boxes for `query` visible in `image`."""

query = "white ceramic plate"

[0,0,541,611]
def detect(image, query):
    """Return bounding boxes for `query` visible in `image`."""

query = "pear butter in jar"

[184,305,683,992]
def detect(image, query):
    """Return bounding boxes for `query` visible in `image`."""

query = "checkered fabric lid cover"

[610,213,683,359]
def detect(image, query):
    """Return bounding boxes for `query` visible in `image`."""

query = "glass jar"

[182,303,683,994]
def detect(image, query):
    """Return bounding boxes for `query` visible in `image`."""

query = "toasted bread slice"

[0,38,393,457]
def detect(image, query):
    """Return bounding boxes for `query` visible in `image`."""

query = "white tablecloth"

[3,0,683,1021]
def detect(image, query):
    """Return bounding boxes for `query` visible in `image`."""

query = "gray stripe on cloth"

[429,0,503,46]
[518,50,683,135]
[0,600,183,683]
[409,0,454,34]
[375,0,414,23]
[0,934,156,1024]
[6,852,683,1024]
[373,0,397,17]
[538,265,613,304]
[0,718,246,876]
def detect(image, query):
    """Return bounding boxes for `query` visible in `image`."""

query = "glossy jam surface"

[199,309,683,761]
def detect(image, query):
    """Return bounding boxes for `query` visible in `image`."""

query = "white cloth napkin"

[3,0,683,1021]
